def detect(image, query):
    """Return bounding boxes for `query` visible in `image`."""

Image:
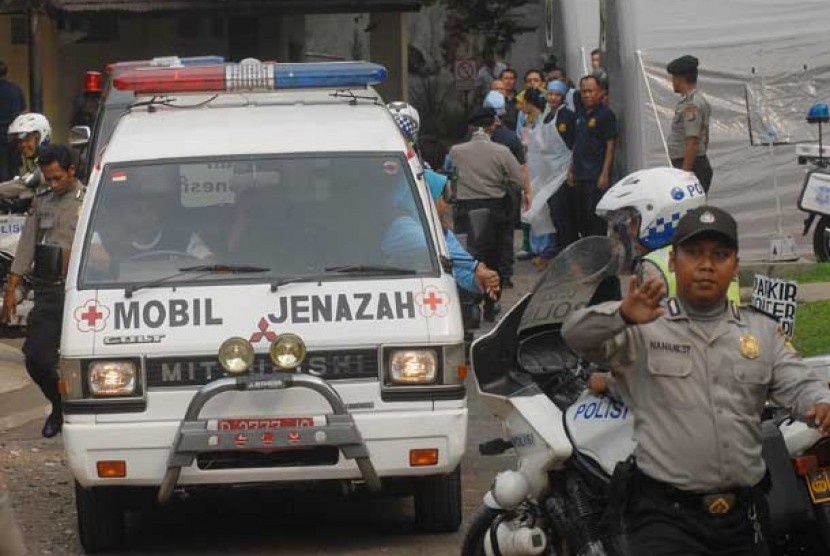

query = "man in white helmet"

[0,112,51,200]
[595,167,739,305]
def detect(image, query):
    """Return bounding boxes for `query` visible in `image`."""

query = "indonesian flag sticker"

[383,160,399,175]
[111,171,127,183]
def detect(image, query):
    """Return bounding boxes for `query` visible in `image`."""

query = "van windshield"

[78,154,437,288]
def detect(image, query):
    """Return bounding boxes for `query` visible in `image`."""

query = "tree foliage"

[431,0,537,56]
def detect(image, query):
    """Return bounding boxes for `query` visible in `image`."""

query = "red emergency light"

[83,71,103,94]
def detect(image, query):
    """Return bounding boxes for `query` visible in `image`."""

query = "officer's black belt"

[633,467,758,516]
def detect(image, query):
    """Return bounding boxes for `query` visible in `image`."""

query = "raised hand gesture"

[619,275,666,325]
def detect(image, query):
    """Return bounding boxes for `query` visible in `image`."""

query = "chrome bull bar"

[157,373,381,504]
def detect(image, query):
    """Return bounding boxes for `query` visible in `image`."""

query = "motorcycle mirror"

[68,125,92,148]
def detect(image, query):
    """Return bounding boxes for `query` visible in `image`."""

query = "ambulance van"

[57,59,467,552]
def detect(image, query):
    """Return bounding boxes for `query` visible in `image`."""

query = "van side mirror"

[68,126,91,148]
[33,244,64,285]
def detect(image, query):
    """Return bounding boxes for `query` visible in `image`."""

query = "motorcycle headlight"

[269,333,306,370]
[218,337,255,374]
[388,350,437,385]
[87,361,137,397]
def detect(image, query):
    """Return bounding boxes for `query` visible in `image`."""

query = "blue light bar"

[274,62,387,89]
[179,55,225,66]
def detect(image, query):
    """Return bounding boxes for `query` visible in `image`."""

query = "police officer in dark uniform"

[1,145,83,438]
[667,55,714,192]
[563,206,830,555]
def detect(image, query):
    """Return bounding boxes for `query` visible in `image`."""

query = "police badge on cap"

[672,206,739,249]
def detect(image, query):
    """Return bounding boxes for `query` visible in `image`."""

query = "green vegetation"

[784,263,830,284]
[794,300,830,357]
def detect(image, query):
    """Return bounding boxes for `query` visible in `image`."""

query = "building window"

[177,16,202,38]
[11,17,28,45]
[57,13,119,43]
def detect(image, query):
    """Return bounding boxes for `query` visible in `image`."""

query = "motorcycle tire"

[812,215,830,262]
[460,506,502,556]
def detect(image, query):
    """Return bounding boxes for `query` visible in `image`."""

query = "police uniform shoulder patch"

[558,122,567,133]
[685,104,697,122]
[667,298,681,317]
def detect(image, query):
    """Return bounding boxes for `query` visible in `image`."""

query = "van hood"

[61,277,462,358]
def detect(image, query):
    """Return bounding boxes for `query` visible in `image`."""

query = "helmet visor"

[605,207,642,273]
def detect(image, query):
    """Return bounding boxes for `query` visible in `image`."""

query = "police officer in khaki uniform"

[667,55,714,193]
[1,145,82,438]
[563,206,830,555]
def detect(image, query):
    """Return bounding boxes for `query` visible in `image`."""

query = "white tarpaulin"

[559,0,600,80]
[601,0,830,260]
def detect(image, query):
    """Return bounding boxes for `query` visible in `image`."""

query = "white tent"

[559,0,600,80]
[603,0,830,260]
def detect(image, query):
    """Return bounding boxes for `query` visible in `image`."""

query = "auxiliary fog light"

[217,337,255,374]
[269,333,306,370]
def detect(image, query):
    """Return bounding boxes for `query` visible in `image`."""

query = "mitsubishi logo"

[250,317,278,343]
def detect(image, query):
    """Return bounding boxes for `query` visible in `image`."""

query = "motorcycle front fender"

[803,212,817,237]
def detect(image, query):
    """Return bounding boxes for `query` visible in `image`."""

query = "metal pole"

[28,8,42,113]
[636,50,671,164]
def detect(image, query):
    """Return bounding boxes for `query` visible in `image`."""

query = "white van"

[57,59,467,552]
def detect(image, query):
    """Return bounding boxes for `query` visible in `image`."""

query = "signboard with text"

[751,274,798,337]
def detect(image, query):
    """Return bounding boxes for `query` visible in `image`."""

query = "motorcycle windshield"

[518,236,620,335]
[472,235,622,399]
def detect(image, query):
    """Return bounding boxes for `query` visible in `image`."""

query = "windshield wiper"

[179,264,269,273]
[125,265,269,298]
[323,265,417,275]
[270,265,417,293]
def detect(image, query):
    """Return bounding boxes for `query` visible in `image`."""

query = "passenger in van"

[89,195,212,275]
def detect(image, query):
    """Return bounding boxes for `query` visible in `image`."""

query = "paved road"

[0,257,543,555]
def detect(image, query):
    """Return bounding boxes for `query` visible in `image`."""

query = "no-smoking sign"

[454,59,477,80]
[454,59,477,91]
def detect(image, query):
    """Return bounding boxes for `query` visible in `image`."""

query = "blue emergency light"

[807,102,830,124]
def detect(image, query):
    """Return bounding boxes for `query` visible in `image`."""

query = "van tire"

[414,465,462,533]
[75,481,125,553]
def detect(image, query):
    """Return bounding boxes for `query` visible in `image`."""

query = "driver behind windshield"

[89,192,212,276]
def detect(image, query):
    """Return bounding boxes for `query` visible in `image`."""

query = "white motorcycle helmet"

[387,101,420,142]
[596,167,706,251]
[7,113,51,145]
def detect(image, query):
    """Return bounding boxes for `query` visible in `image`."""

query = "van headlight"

[88,361,137,397]
[388,350,437,384]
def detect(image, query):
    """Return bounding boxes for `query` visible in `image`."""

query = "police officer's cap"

[672,206,738,250]
[667,55,699,76]
[468,107,497,127]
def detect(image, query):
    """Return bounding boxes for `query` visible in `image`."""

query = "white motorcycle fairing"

[565,390,636,476]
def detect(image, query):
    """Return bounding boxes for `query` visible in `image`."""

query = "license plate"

[211,416,323,431]
[806,468,830,504]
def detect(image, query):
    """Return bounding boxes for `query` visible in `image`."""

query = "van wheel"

[812,216,830,262]
[75,481,125,553]
[414,465,462,533]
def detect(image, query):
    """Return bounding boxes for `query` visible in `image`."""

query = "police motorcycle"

[0,171,43,337]
[462,233,634,556]
[797,102,830,261]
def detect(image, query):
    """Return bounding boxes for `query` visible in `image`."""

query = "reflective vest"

[642,245,741,305]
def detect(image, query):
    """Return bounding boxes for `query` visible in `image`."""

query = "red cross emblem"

[73,300,110,333]
[415,287,449,317]
[250,317,278,343]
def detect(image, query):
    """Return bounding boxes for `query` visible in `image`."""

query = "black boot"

[41,403,62,438]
